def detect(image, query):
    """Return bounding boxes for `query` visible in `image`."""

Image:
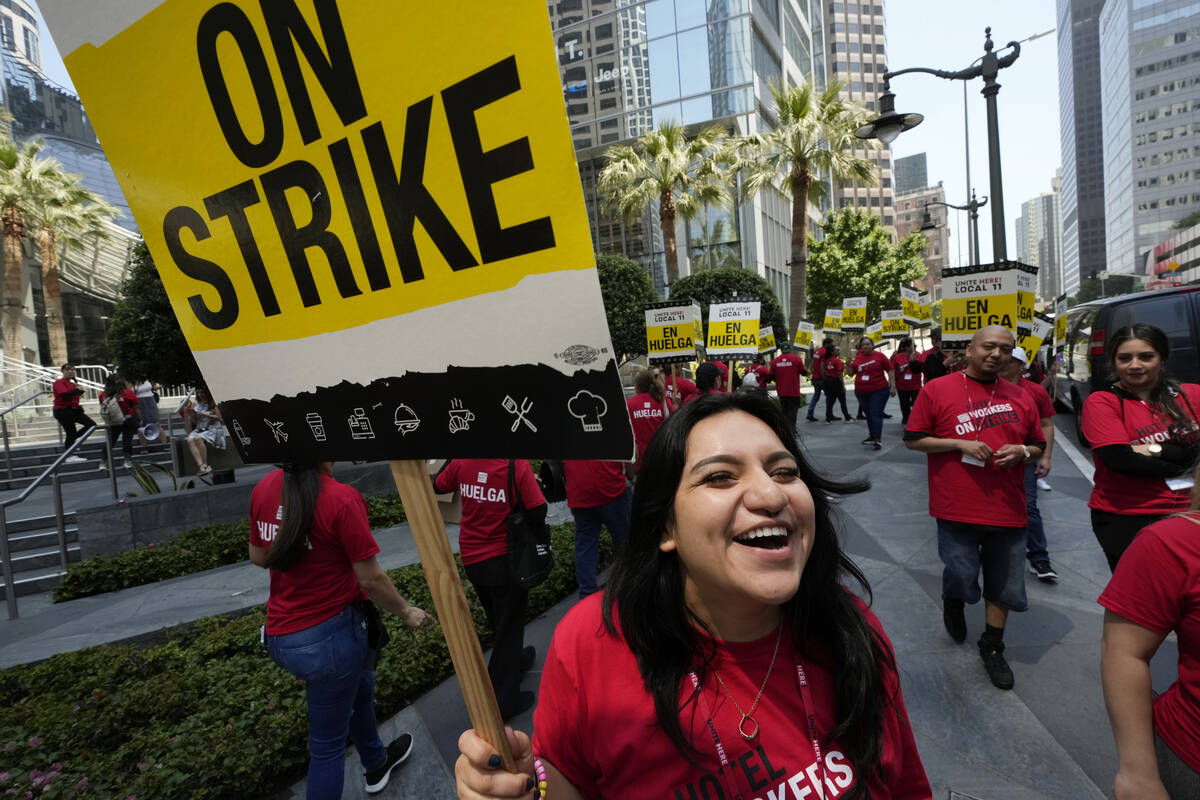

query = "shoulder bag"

[506,459,553,589]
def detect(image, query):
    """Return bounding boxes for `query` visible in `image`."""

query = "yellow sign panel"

[900,285,922,326]
[1054,295,1069,350]
[866,322,883,344]
[940,267,1019,345]
[707,300,761,359]
[823,308,843,334]
[841,297,867,330]
[61,1,592,352]
[793,321,814,351]
[880,310,907,337]
[1016,264,1038,329]
[758,325,776,353]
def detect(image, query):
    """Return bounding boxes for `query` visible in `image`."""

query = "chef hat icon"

[568,390,607,432]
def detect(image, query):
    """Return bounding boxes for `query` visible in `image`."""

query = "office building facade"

[893,152,927,195]
[1100,0,1200,275]
[893,182,948,300]
[550,0,824,323]
[1015,170,1063,303]
[823,1,894,228]
[1058,0,1108,295]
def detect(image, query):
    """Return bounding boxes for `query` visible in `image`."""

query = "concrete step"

[0,456,176,492]
[0,564,66,597]
[9,527,78,553]
[9,543,80,572]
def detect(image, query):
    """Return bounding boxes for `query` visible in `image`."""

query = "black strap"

[507,459,522,512]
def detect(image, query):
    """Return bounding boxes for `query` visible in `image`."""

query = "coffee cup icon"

[448,407,475,433]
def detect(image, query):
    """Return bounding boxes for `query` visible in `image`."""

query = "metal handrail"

[0,389,52,481]
[0,423,99,619]
[0,389,49,419]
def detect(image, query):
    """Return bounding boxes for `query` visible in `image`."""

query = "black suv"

[1054,285,1200,444]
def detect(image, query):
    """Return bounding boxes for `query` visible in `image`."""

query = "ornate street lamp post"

[856,28,1021,263]
[920,190,989,266]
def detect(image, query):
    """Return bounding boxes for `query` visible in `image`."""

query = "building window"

[23,27,36,65]
[0,17,13,52]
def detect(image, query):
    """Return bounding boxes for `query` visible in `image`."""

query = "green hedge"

[54,494,409,603]
[2,523,607,799]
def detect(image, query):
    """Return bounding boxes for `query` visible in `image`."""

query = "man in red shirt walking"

[904,326,1046,690]
[52,364,95,463]
[805,337,834,422]
[768,343,808,431]
[563,460,631,599]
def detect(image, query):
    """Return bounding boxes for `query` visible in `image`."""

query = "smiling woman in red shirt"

[1082,324,1200,572]
[851,338,895,449]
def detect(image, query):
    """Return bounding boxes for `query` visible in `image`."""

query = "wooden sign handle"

[389,459,515,772]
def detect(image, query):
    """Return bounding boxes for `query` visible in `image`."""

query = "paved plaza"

[0,401,1169,799]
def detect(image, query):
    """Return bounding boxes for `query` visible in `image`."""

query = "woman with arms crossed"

[454,392,930,799]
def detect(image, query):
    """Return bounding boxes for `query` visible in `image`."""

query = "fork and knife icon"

[502,395,537,433]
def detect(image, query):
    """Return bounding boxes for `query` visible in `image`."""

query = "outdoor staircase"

[0,511,79,597]
[0,436,175,492]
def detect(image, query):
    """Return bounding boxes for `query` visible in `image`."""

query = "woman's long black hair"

[1107,324,1190,428]
[262,464,323,572]
[601,392,891,798]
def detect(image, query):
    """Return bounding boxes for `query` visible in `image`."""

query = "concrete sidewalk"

[1,398,1176,798]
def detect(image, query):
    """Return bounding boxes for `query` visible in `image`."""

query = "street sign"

[645,299,697,365]
[41,0,632,463]
[706,299,761,361]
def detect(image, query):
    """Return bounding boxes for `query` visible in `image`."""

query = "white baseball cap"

[1011,347,1028,364]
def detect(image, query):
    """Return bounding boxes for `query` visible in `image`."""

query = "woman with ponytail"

[249,463,434,798]
[1082,324,1200,571]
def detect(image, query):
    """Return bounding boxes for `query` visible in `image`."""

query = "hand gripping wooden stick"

[389,459,516,771]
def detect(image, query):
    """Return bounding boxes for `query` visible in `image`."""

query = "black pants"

[53,407,95,449]
[779,395,804,432]
[108,416,138,458]
[824,378,850,421]
[898,390,920,423]
[464,554,528,713]
[1091,508,1168,572]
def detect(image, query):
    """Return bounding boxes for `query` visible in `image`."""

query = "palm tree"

[597,121,729,287]
[0,139,56,374]
[28,170,118,366]
[730,81,877,326]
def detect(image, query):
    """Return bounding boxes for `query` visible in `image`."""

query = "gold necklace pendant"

[712,624,783,744]
[738,714,759,741]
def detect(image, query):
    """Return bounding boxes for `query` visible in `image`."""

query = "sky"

[34,0,1061,269]
[885,0,1061,268]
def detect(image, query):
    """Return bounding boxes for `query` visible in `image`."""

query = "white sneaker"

[64,455,87,464]
[1037,478,1052,491]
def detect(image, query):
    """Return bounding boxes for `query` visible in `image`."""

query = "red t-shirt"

[563,460,627,509]
[905,373,1045,527]
[1099,514,1200,772]
[824,356,845,379]
[1018,378,1055,420]
[52,378,81,410]
[665,376,699,408]
[891,353,922,392]
[1082,385,1200,515]
[626,392,673,468]
[811,346,827,382]
[769,352,808,397]
[249,469,378,636]
[433,459,545,565]
[533,594,930,799]
[100,388,140,416]
[851,351,892,393]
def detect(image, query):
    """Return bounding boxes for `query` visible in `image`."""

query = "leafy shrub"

[1,523,604,799]
[56,492,409,603]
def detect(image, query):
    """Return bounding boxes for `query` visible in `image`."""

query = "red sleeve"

[433,460,460,494]
[335,489,381,563]
[516,460,546,509]
[1099,522,1185,634]
[906,381,938,434]
[1028,382,1055,419]
[1081,392,1129,448]
[1023,393,1046,445]
[532,614,591,788]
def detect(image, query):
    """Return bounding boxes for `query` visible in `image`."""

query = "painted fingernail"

[487,755,502,769]
[525,777,536,791]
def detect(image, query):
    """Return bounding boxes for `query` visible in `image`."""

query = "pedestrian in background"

[1082,323,1200,572]
[768,343,807,432]
[132,375,160,437]
[249,462,432,798]
[851,337,894,450]
[1002,348,1059,583]
[822,344,852,423]
[52,363,94,462]
[904,326,1045,690]
[626,367,674,472]
[891,337,922,424]
[805,337,834,422]
[691,362,723,400]
[563,459,631,599]
[434,459,546,719]
[99,374,139,468]
[918,332,949,382]
[664,370,698,407]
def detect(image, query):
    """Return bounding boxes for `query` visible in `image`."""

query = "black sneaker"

[520,645,536,673]
[806,416,817,422]
[979,641,1015,690]
[861,437,876,445]
[943,599,966,643]
[871,441,882,450]
[364,733,414,794]
[882,412,893,419]
[501,690,536,720]
[1028,559,1058,583]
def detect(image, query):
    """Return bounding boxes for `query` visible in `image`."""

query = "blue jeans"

[267,606,386,799]
[856,387,889,441]
[937,518,1028,611]
[571,487,631,597]
[1024,463,1048,562]
[806,384,824,418]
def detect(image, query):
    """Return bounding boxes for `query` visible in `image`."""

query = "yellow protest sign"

[645,300,696,364]
[793,321,814,352]
[939,265,1019,345]
[758,325,777,354]
[900,284,921,326]
[1054,294,1069,351]
[866,322,883,344]
[880,310,907,338]
[1020,312,1054,356]
[917,291,932,327]
[841,297,867,331]
[44,0,631,462]
[823,308,843,335]
[692,303,705,348]
[707,299,761,359]
[1016,263,1038,331]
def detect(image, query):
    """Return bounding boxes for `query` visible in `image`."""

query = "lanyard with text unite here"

[961,372,999,442]
[687,656,829,800]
